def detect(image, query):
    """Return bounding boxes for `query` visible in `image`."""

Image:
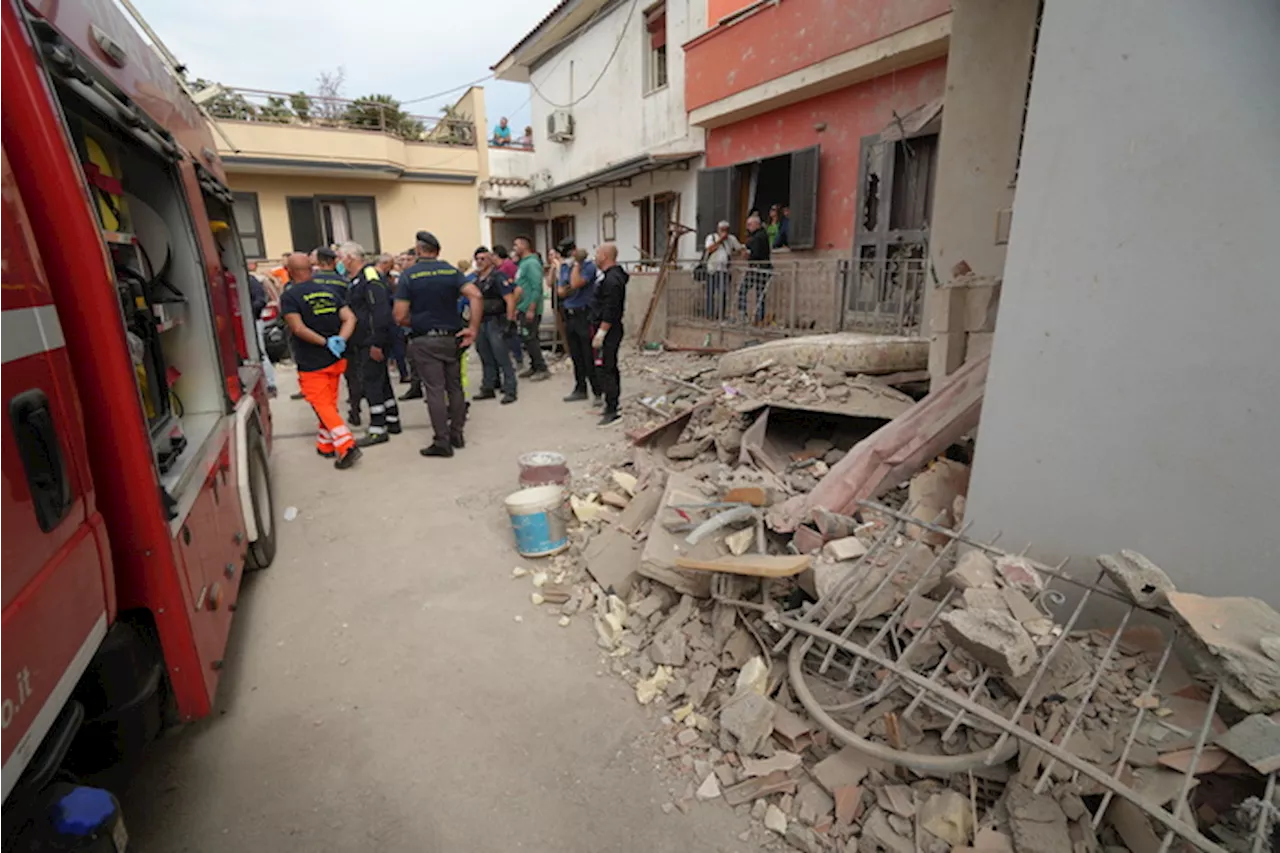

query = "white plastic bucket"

[504,485,569,558]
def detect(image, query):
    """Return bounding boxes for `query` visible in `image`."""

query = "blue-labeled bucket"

[504,485,569,557]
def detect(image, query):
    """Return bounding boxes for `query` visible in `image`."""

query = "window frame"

[642,1,669,96]
[231,191,266,260]
[286,194,381,254]
[634,196,653,260]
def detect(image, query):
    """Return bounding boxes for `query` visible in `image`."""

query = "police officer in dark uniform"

[312,247,364,424]
[340,242,401,447]
[394,231,483,458]
[555,237,603,405]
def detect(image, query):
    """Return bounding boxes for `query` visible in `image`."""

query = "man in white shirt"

[703,220,741,320]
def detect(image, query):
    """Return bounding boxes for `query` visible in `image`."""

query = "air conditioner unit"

[547,110,574,142]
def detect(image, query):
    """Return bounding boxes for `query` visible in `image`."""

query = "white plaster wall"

[488,147,536,181]
[540,166,701,262]
[964,0,1280,599]
[528,0,706,183]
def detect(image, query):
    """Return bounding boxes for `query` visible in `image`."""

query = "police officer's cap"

[557,236,577,255]
[415,231,441,252]
[315,246,337,261]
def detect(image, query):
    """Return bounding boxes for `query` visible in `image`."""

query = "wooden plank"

[675,553,811,578]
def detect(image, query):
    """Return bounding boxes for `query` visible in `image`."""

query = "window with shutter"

[643,2,668,93]
[787,146,820,250]
[696,166,736,245]
[286,196,320,253]
[232,192,265,259]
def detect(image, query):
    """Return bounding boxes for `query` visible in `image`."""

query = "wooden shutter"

[788,146,820,250]
[646,4,667,49]
[286,196,320,252]
[696,166,736,246]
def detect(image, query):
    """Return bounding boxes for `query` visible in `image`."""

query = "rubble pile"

[507,345,1277,853]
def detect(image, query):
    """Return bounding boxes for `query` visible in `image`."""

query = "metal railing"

[846,251,927,336]
[205,87,477,146]
[662,255,926,338]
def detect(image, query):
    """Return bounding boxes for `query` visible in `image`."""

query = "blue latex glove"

[326,336,347,358]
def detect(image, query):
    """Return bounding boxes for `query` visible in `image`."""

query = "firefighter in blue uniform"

[339,242,401,447]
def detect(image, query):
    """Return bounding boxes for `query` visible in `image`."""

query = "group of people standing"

[278,230,629,470]
[701,203,789,323]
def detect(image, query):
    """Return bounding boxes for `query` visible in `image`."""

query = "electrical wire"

[528,0,643,109]
[399,72,497,106]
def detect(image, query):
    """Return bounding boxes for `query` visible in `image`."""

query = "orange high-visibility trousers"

[298,360,355,456]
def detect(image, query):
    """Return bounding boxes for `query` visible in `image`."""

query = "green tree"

[342,94,424,140]
[259,96,293,123]
[194,78,257,121]
[290,91,312,121]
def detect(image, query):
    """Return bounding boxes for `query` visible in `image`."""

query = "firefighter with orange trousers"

[279,252,363,469]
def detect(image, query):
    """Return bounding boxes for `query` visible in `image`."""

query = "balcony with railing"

[657,254,925,349]
[208,86,482,180]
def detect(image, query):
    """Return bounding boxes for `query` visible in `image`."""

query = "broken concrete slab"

[811,745,879,794]
[1004,782,1072,853]
[717,333,929,380]
[823,536,868,562]
[719,691,776,755]
[1165,591,1280,713]
[648,629,687,666]
[940,608,1039,677]
[860,807,914,853]
[877,785,915,818]
[947,549,997,590]
[907,457,970,544]
[583,528,642,597]
[918,789,973,847]
[763,803,788,835]
[795,781,834,826]
[1215,713,1280,774]
[600,490,630,509]
[724,526,754,556]
[617,484,663,535]
[695,773,721,801]
[1097,550,1175,609]
[770,706,815,751]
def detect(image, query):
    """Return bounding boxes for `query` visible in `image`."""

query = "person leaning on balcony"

[704,220,741,321]
[492,116,512,146]
[517,126,533,147]
[740,214,773,324]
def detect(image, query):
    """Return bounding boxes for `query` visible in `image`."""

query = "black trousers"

[361,349,399,435]
[408,336,466,447]
[345,345,365,418]
[599,324,623,413]
[564,309,601,396]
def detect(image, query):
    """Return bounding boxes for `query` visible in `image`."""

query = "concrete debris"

[1166,591,1280,713]
[1005,782,1072,853]
[696,773,721,801]
[795,781,834,826]
[947,549,997,590]
[860,807,915,853]
[723,769,799,806]
[993,555,1043,593]
[823,536,868,561]
[940,608,1039,677]
[734,656,769,696]
[720,691,776,755]
[723,526,754,556]
[811,746,873,793]
[833,785,864,827]
[611,470,638,496]
[635,666,674,704]
[763,803,788,835]
[741,751,803,778]
[1097,550,1175,609]
[648,629,688,666]
[600,490,630,509]
[917,789,973,847]
[1215,714,1280,774]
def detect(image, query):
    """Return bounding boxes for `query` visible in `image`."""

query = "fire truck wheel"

[245,427,276,570]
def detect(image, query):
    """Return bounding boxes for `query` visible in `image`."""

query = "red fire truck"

[2,0,277,845]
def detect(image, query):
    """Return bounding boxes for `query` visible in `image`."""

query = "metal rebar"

[1034,605,1134,793]
[1092,629,1179,829]
[1156,681,1223,853]
[780,617,1227,853]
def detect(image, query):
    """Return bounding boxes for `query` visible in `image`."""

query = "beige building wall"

[229,173,481,262]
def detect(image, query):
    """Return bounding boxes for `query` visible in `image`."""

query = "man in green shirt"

[512,235,550,380]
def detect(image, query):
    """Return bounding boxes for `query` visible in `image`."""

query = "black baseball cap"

[557,236,576,254]
[415,231,441,251]
[315,246,337,262]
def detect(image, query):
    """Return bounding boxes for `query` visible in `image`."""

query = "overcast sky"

[131,0,552,132]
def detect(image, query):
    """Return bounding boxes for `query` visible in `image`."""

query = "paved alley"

[120,363,754,853]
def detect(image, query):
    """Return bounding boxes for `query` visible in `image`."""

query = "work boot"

[563,389,588,402]
[399,386,423,401]
[501,393,517,405]
[530,370,551,382]
[316,448,336,459]
[348,411,362,427]
[451,434,466,449]
[420,442,454,458]
[290,391,305,400]
[387,421,403,435]
[334,446,363,469]
[597,410,621,427]
[356,432,389,448]
[474,389,497,400]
